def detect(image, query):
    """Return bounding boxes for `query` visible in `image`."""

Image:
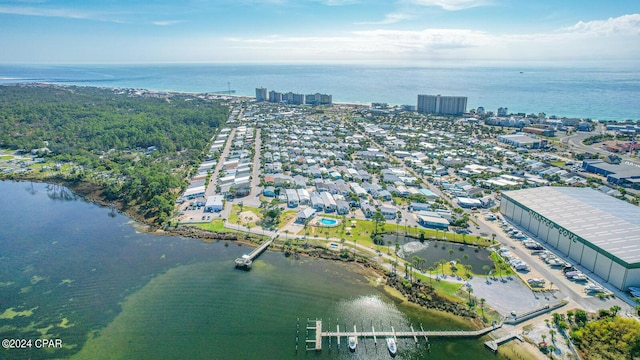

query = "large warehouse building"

[500,187,640,291]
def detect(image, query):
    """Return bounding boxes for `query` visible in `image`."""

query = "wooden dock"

[234,235,275,269]
[484,333,524,351]
[303,318,323,351]
[305,320,503,352]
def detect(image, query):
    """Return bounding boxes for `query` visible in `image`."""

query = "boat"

[348,336,357,352]
[386,337,397,357]
[546,258,563,267]
[585,283,604,293]
[571,274,588,282]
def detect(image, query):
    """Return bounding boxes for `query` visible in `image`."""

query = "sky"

[1,0,639,65]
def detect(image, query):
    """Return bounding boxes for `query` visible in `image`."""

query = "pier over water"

[234,235,276,270]
[301,318,504,352]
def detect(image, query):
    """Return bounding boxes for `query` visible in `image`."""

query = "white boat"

[585,283,604,293]
[386,337,397,357]
[571,274,588,282]
[348,336,357,352]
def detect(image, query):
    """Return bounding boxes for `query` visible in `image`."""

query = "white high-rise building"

[417,94,467,115]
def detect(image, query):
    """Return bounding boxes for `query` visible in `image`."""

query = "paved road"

[477,216,632,313]
[206,128,237,197]
[561,130,640,166]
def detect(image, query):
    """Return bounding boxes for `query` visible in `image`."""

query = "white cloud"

[559,14,640,35]
[404,0,491,11]
[219,14,640,64]
[355,12,414,25]
[152,20,183,26]
[0,5,124,22]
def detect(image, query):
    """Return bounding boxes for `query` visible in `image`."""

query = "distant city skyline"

[0,1,639,66]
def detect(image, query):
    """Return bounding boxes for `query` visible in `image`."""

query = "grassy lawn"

[194,219,228,232]
[299,216,378,245]
[410,272,464,301]
[279,210,297,229]
[0,156,13,160]
[550,160,566,167]
[297,216,494,248]
[229,204,261,227]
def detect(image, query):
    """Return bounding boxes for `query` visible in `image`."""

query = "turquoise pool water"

[319,218,337,226]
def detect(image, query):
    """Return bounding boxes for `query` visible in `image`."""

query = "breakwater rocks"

[387,277,480,320]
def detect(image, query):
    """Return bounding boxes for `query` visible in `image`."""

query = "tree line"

[0,84,228,223]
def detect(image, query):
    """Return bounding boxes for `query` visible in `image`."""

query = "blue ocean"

[1,63,639,120]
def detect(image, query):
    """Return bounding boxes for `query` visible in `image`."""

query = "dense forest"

[566,307,640,359]
[0,84,228,223]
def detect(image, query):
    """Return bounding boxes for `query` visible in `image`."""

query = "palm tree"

[480,298,486,319]
[412,256,420,272]
[491,233,496,242]
[284,229,289,242]
[404,218,408,234]
[394,242,400,262]
[467,286,474,306]
[549,329,556,343]
[448,249,455,260]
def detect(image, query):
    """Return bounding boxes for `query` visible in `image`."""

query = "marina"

[299,318,503,353]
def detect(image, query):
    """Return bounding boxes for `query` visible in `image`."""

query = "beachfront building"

[501,187,640,291]
[305,93,332,106]
[268,90,283,103]
[417,94,467,115]
[255,87,267,101]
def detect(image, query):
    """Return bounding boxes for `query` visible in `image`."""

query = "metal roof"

[503,187,640,265]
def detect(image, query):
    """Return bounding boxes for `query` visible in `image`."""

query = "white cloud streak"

[219,14,640,63]
[152,20,183,26]
[559,13,640,35]
[404,0,492,11]
[355,12,414,25]
[0,5,124,22]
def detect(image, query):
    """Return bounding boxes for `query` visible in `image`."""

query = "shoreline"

[1,177,543,358]
[2,76,636,121]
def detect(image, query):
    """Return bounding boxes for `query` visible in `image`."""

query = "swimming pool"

[319,218,337,226]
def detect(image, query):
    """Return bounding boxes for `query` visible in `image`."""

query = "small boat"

[571,274,588,282]
[348,336,357,352]
[585,283,604,293]
[386,337,397,357]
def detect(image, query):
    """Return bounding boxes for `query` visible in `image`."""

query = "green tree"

[372,210,385,234]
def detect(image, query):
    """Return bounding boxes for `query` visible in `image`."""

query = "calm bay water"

[0,181,504,359]
[1,63,639,120]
